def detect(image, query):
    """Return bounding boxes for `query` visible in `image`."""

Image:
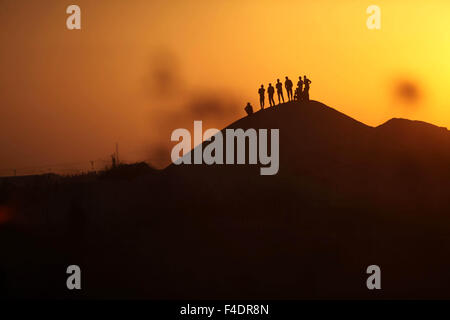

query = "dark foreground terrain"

[2,100,450,299]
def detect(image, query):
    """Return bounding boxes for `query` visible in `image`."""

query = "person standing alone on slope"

[276,79,284,104]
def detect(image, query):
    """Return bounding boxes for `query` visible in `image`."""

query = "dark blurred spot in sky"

[147,91,241,168]
[144,50,183,100]
[394,79,422,105]
[143,49,241,168]
[187,93,237,117]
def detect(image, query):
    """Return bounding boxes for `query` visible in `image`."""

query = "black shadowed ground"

[2,100,450,299]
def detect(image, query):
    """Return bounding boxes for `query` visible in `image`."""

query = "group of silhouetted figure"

[244,75,311,115]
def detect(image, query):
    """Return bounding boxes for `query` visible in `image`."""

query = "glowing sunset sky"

[1,0,450,173]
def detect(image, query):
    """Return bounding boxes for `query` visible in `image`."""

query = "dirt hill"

[2,100,450,299]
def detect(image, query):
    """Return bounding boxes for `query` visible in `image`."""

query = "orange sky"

[1,0,450,174]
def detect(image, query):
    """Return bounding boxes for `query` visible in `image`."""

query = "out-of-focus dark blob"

[394,79,421,105]
[147,92,241,169]
[144,50,183,100]
[143,49,241,168]
[187,92,239,118]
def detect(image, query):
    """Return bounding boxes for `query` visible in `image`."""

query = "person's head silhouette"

[269,83,272,86]
[261,84,264,88]
[285,76,289,80]
[277,79,280,83]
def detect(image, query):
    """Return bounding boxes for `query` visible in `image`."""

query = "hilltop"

[166,100,450,213]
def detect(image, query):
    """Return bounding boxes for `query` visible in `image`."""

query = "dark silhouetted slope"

[2,100,450,299]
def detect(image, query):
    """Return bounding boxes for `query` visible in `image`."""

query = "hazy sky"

[1,0,450,174]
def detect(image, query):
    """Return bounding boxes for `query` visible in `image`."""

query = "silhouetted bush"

[98,162,157,180]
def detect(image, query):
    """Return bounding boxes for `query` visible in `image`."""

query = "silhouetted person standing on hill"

[244,102,254,115]
[268,83,275,107]
[258,84,265,109]
[276,79,284,104]
[297,76,304,100]
[285,76,293,101]
[303,75,311,101]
